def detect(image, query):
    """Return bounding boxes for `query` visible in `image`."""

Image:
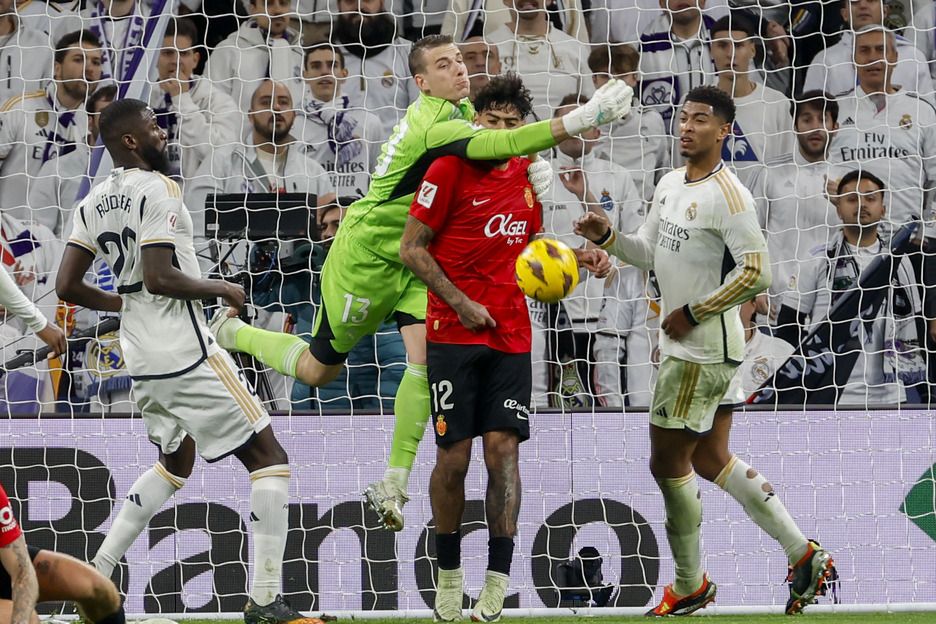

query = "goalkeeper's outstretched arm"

[427,80,634,161]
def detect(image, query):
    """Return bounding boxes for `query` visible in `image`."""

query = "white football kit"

[68,167,269,460]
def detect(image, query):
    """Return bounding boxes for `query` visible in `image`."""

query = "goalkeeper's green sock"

[233,325,307,379]
[386,363,430,493]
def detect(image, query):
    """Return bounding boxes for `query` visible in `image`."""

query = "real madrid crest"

[900,114,913,130]
[34,111,48,128]
[524,186,534,208]
[381,70,395,89]
[685,202,698,221]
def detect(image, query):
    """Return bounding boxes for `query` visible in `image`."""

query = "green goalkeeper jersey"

[339,91,557,263]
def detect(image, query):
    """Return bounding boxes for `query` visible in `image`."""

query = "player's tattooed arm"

[0,536,39,624]
[400,216,495,331]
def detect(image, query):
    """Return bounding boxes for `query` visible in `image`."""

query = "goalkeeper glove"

[561,78,633,136]
[526,158,553,198]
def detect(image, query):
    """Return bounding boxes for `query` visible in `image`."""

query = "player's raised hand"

[220,281,247,315]
[574,248,613,278]
[823,174,841,207]
[526,157,552,198]
[574,211,612,244]
[36,322,67,359]
[561,78,633,136]
[454,299,496,332]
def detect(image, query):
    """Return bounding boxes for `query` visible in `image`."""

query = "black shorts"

[0,545,40,599]
[428,342,532,446]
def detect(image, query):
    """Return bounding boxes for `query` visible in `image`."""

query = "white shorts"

[131,351,271,462]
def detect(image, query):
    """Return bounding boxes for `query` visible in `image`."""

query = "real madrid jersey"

[67,167,218,379]
[602,163,771,365]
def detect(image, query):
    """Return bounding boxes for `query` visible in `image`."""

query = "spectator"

[804,0,933,101]
[14,0,79,37]
[0,0,53,106]
[459,36,502,102]
[443,0,589,44]
[637,0,717,131]
[588,44,669,202]
[250,200,405,411]
[294,43,382,198]
[912,0,936,79]
[149,17,238,181]
[733,293,794,398]
[486,0,593,121]
[207,0,304,116]
[748,91,843,323]
[830,26,936,237]
[532,94,643,407]
[185,80,335,236]
[593,265,658,408]
[0,211,63,414]
[588,0,729,47]
[329,0,418,137]
[53,0,151,85]
[0,29,101,222]
[28,84,116,237]
[778,170,925,405]
[706,15,793,187]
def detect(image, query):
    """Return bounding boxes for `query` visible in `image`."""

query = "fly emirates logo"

[484,213,529,246]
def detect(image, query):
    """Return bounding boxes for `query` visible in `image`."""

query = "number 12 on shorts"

[431,380,454,413]
[341,293,371,324]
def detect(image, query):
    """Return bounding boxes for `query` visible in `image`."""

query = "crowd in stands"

[0,0,934,412]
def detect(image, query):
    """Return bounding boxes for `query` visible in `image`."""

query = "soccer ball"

[515,238,580,304]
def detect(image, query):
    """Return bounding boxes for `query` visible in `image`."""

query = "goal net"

[0,0,933,616]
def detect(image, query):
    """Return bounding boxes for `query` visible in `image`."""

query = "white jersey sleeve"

[0,265,47,333]
[139,179,182,249]
[687,189,771,324]
[602,184,660,270]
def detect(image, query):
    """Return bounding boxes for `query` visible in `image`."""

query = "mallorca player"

[575,86,835,616]
[209,34,634,531]
[0,480,125,624]
[401,74,610,622]
[55,99,315,624]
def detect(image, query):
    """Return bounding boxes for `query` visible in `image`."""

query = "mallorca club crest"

[435,414,447,437]
[525,186,534,208]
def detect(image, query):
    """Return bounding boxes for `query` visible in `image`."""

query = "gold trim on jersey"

[206,353,264,425]
[141,238,175,245]
[714,170,747,215]
[673,361,702,420]
[155,172,181,198]
[1,89,44,112]
[153,461,185,489]
[67,238,97,254]
[691,252,763,319]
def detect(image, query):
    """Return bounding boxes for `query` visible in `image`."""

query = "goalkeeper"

[211,33,634,531]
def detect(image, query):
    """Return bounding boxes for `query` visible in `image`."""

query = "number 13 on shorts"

[341,293,371,324]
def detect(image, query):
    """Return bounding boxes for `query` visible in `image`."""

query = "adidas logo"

[842,116,854,125]
[249,511,260,522]
[126,493,142,507]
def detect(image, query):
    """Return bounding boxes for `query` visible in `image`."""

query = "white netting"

[0,0,934,616]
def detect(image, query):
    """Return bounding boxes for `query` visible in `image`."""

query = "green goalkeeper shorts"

[650,356,743,434]
[312,232,427,355]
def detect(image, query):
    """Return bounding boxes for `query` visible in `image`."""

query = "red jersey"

[0,483,21,547]
[409,155,541,353]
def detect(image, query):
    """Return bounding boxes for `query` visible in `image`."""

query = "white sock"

[249,465,290,607]
[658,472,704,597]
[384,466,411,494]
[93,463,184,578]
[715,456,809,564]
